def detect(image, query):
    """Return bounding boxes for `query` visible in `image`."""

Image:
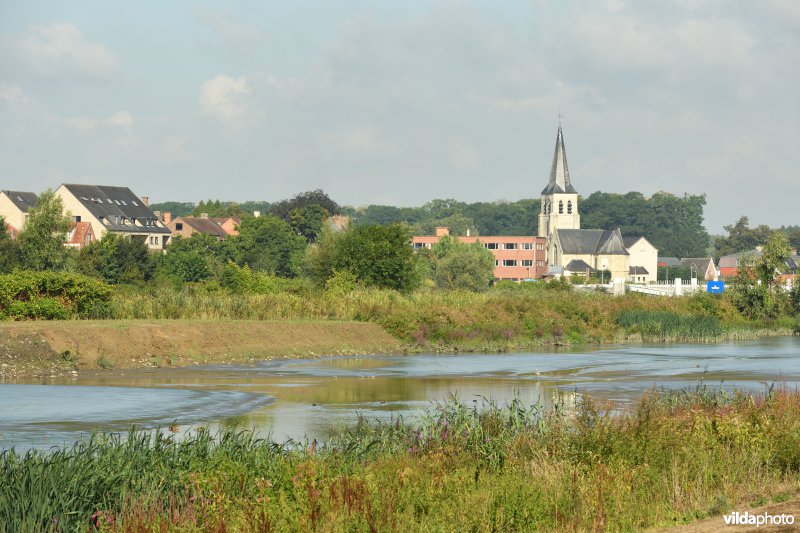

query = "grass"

[4,386,800,531]
[105,283,785,351]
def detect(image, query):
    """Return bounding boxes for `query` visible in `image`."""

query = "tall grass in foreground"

[4,387,800,531]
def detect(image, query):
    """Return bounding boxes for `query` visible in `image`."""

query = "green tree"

[426,236,495,291]
[228,215,306,277]
[271,190,340,222]
[78,234,155,284]
[18,190,72,271]
[730,231,792,319]
[0,216,21,273]
[416,213,477,237]
[290,204,329,242]
[160,250,212,282]
[307,224,418,291]
[714,216,772,258]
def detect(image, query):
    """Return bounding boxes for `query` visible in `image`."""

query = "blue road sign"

[706,281,726,294]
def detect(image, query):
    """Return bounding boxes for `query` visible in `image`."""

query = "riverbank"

[0,320,401,380]
[4,387,800,531]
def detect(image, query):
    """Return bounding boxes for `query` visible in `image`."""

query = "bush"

[6,297,69,320]
[0,270,113,320]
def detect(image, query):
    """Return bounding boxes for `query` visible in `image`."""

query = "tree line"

[154,191,712,258]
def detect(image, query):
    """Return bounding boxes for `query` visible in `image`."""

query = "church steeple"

[538,121,580,239]
[541,124,577,195]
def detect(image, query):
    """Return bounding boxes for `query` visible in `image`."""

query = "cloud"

[13,22,118,79]
[106,110,133,128]
[199,75,256,123]
[0,84,30,105]
[196,7,261,48]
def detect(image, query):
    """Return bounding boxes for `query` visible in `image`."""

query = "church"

[538,125,658,284]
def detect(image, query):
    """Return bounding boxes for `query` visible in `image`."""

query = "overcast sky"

[1,1,797,233]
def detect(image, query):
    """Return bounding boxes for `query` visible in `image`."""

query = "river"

[2,336,798,451]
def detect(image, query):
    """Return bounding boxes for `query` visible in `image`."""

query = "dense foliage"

[0,271,112,320]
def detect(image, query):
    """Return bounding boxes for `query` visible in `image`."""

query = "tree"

[416,213,476,237]
[307,224,418,291]
[160,250,212,282]
[17,190,72,271]
[290,204,329,242]
[714,216,772,258]
[227,215,306,277]
[730,231,792,319]
[0,216,20,273]
[426,236,495,290]
[78,233,155,284]
[270,190,340,222]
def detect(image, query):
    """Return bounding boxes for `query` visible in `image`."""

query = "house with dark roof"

[0,190,38,234]
[168,215,229,241]
[55,184,171,251]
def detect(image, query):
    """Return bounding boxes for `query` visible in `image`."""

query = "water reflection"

[2,336,798,450]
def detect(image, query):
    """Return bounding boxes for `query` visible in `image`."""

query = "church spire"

[541,124,577,195]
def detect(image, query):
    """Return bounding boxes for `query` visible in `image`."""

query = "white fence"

[628,278,703,297]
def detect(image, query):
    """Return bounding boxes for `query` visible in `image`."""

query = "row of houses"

[0,185,242,250]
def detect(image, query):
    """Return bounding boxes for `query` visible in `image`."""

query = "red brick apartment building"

[412,227,547,282]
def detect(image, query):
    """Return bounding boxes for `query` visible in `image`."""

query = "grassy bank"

[4,387,800,531]
[107,284,796,351]
[0,320,401,379]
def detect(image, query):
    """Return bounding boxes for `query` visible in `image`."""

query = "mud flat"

[0,320,401,379]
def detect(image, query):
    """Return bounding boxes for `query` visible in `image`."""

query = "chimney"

[253,210,261,218]
[435,226,450,237]
[164,211,172,224]
[200,212,208,219]
[153,210,162,219]
[140,196,149,207]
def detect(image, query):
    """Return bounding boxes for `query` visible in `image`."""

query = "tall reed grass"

[4,386,800,531]
[106,284,771,349]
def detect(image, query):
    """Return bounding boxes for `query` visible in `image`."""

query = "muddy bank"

[0,320,402,380]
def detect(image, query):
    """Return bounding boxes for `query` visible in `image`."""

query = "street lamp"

[690,264,697,281]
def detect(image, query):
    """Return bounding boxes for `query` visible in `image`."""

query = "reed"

[4,386,800,531]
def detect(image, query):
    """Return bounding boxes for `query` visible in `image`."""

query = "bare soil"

[654,490,800,532]
[0,320,401,380]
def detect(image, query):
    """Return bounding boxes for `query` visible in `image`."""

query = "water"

[2,336,798,451]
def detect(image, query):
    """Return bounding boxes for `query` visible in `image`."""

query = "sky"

[1,1,797,234]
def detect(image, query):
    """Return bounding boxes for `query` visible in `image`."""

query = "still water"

[2,336,799,451]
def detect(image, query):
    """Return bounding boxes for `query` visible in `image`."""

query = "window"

[485,243,499,250]
[558,201,564,214]
[502,260,517,267]
[72,215,81,222]
[132,201,139,206]
[537,243,545,251]
[175,223,183,231]
[495,260,499,266]
[522,260,533,267]
[567,200,573,214]
[504,243,517,250]
[522,243,533,250]
[544,200,551,214]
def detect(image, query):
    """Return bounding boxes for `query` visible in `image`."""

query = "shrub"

[0,270,112,320]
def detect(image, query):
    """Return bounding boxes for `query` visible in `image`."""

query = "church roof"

[541,125,578,195]
[565,259,593,272]
[556,228,629,256]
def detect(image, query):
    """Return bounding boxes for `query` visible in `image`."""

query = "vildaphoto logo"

[723,511,795,527]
